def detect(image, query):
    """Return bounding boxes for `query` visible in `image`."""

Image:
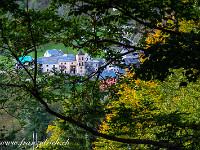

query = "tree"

[0,0,200,149]
[93,69,200,149]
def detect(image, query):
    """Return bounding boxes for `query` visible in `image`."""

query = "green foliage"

[94,69,200,149]
[0,0,200,150]
[38,78,106,149]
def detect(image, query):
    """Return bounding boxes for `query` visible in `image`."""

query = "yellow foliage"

[145,17,198,48]
[93,69,200,149]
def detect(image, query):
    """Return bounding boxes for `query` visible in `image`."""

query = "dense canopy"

[0,0,200,149]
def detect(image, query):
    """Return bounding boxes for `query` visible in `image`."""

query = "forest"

[0,0,200,149]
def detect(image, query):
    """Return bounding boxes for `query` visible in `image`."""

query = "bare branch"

[26,5,38,88]
[0,83,26,88]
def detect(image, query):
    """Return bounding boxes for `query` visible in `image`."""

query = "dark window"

[46,65,48,67]
[65,63,66,64]
[79,63,81,66]
[82,57,84,60]
[82,62,84,66]
[61,63,63,64]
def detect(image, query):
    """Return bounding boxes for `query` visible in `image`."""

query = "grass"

[29,42,105,58]
[29,42,86,58]
[0,110,21,136]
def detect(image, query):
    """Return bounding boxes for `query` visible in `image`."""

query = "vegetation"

[0,0,199,150]
[94,69,200,149]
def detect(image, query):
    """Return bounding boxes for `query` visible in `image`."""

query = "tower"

[76,50,85,75]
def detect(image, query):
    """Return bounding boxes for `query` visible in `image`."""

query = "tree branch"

[77,39,145,50]
[27,87,180,149]
[26,2,38,88]
[114,3,181,35]
[0,33,34,83]
[0,83,26,88]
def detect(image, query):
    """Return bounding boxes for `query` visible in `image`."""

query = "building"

[44,49,64,57]
[37,49,86,75]
[15,56,33,70]
[18,48,141,77]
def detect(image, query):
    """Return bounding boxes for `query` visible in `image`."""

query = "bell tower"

[76,50,85,75]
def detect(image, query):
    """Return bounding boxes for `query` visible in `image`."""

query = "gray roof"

[47,49,64,56]
[91,58,106,65]
[38,53,75,64]
[37,56,58,64]
[118,69,126,74]
[100,70,116,79]
[124,58,140,65]
[99,69,127,79]
[37,57,43,64]
[58,54,75,62]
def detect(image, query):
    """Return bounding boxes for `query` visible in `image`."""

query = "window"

[72,62,73,64]
[79,57,81,60]
[65,63,66,64]
[65,71,66,73]
[47,69,49,72]
[80,67,82,69]
[46,65,48,67]
[61,63,63,65]
[80,70,82,73]
[53,65,55,67]
[82,57,84,60]
[79,63,81,66]
[82,62,84,66]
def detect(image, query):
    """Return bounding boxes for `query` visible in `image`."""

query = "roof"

[37,53,76,64]
[46,49,64,56]
[19,56,32,63]
[124,58,140,65]
[37,56,58,64]
[37,57,43,64]
[77,50,84,55]
[58,54,75,62]
[100,70,116,79]
[118,69,126,74]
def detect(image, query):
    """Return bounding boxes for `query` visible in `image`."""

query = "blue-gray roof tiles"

[37,56,58,64]
[37,57,43,64]
[100,70,116,79]
[58,54,75,62]
[118,69,126,75]
[37,53,76,64]
[124,58,140,65]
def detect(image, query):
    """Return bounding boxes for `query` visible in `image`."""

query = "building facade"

[38,50,86,75]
